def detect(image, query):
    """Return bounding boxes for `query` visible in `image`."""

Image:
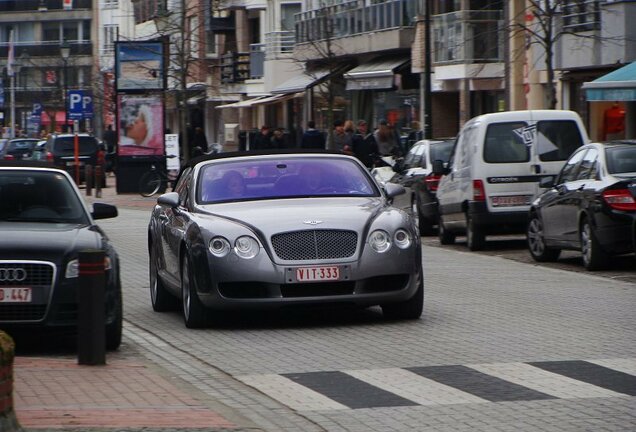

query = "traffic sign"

[68,90,94,120]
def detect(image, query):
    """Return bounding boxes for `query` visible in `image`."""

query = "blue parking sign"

[68,90,94,120]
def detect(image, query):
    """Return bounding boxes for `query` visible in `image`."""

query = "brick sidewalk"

[14,356,240,431]
[82,175,158,211]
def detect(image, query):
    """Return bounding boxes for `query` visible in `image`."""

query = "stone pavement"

[12,176,262,432]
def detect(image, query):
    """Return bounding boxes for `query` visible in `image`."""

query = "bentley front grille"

[271,230,358,261]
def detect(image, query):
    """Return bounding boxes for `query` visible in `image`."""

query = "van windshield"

[484,122,530,164]
[536,120,584,161]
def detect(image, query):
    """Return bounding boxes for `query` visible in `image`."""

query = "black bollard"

[77,249,106,365]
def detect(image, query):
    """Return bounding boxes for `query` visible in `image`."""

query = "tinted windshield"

[198,157,379,203]
[52,137,98,156]
[0,171,89,223]
[606,146,636,175]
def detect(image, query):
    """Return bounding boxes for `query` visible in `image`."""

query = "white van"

[435,110,589,250]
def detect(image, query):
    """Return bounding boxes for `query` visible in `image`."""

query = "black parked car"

[527,141,636,270]
[0,162,122,349]
[372,139,454,235]
[45,133,100,183]
[0,138,40,160]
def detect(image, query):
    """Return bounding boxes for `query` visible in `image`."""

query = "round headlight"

[369,230,391,253]
[234,236,260,259]
[394,229,412,249]
[209,236,231,257]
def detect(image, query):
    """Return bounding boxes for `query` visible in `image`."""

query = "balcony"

[264,31,295,60]
[0,41,92,59]
[295,0,415,43]
[432,10,503,65]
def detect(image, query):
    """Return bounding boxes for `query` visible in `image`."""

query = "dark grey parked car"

[148,151,424,328]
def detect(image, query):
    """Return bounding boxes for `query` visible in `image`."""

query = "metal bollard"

[77,249,106,365]
[95,165,103,198]
[85,165,93,196]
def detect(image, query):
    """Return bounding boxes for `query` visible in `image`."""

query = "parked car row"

[382,110,635,270]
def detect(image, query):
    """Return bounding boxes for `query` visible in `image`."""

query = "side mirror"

[432,159,447,175]
[384,182,405,199]
[539,176,555,189]
[92,202,118,220]
[157,192,180,208]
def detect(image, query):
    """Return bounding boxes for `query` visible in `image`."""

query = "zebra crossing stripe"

[282,371,418,409]
[528,360,636,396]
[406,365,556,402]
[587,358,636,377]
[467,362,625,399]
[236,374,349,411]
[344,368,488,406]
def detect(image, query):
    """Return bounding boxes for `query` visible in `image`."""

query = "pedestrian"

[252,125,272,151]
[343,120,355,155]
[270,128,287,149]
[191,127,209,153]
[352,119,378,168]
[326,119,352,153]
[102,124,117,154]
[374,120,398,156]
[301,120,325,149]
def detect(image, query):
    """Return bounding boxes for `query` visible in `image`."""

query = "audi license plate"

[295,266,340,282]
[0,287,32,303]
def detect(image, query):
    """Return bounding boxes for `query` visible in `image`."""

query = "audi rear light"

[602,189,636,211]
[424,173,442,192]
[473,179,486,201]
[46,151,54,162]
[4,154,14,160]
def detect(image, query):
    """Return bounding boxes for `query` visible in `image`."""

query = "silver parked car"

[147,151,423,328]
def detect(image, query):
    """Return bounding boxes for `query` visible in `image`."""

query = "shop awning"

[215,96,269,109]
[344,57,410,91]
[583,62,636,101]
[271,67,349,94]
[40,111,73,125]
[252,92,303,105]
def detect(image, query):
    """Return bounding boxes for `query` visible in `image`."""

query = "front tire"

[414,196,435,236]
[466,213,485,251]
[527,213,561,262]
[382,271,424,320]
[181,254,206,328]
[580,218,609,271]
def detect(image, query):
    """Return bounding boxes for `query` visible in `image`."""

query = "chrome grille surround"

[0,260,56,322]
[271,230,358,261]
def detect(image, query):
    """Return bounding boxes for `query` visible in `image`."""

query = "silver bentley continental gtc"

[147,151,423,328]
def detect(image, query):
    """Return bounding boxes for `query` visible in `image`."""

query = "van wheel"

[580,218,609,271]
[466,213,485,251]
[438,216,455,245]
[527,213,561,262]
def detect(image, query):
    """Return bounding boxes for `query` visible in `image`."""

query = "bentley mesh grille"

[271,230,358,261]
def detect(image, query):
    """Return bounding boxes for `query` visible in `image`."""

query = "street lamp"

[60,41,71,133]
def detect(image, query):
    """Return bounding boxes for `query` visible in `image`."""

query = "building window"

[563,0,600,32]
[104,25,118,53]
[101,0,119,8]
[189,16,199,58]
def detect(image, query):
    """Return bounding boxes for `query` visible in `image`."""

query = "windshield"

[0,171,89,224]
[606,146,636,175]
[52,137,98,156]
[198,157,379,204]
[429,140,454,163]
[7,140,37,152]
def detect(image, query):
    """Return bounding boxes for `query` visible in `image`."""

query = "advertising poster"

[117,94,164,156]
[115,42,164,91]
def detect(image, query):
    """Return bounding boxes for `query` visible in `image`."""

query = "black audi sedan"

[0,162,122,349]
[527,141,636,270]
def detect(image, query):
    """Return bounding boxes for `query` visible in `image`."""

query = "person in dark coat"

[252,125,272,151]
[271,128,287,149]
[351,119,379,168]
[102,124,117,154]
[191,127,208,153]
[301,120,325,149]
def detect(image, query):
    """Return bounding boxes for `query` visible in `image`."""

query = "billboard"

[117,94,164,156]
[115,42,164,91]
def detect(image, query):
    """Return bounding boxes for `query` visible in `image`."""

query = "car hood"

[201,197,387,234]
[0,223,103,261]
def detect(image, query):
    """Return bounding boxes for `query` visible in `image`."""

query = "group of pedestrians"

[251,125,292,151]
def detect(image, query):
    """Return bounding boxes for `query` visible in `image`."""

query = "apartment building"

[0,0,97,135]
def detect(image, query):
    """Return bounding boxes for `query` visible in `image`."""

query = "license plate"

[491,195,532,207]
[66,161,85,166]
[0,287,32,303]
[295,266,340,282]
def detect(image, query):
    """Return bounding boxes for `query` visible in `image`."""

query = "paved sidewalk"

[82,174,158,211]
